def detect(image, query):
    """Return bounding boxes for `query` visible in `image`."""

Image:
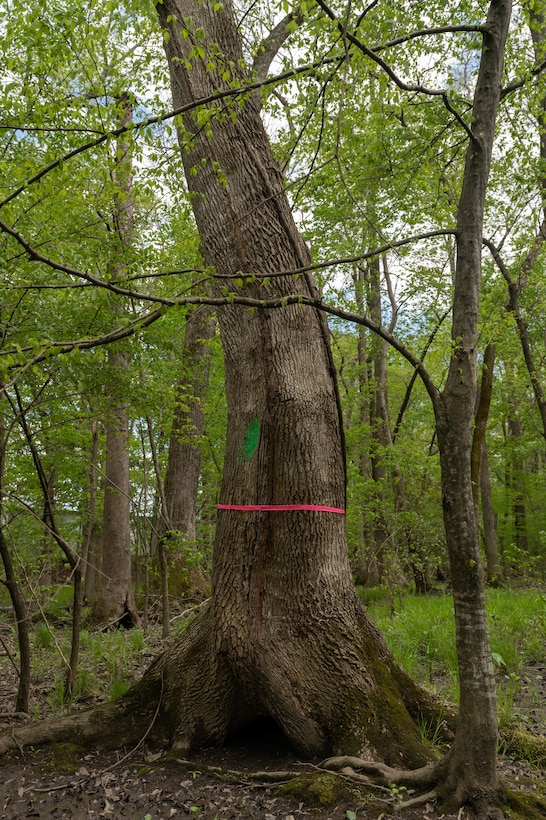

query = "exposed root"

[394,789,438,812]
[321,755,440,788]
[0,691,158,758]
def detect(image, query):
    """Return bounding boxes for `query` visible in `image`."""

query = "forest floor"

[0,597,544,820]
[0,662,545,820]
[0,718,544,820]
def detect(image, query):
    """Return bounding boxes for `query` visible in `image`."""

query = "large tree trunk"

[153,0,434,766]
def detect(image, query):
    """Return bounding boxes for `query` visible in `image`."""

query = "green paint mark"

[241,418,260,460]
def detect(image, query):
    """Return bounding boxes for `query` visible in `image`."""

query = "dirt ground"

[0,712,544,820]
[0,624,544,819]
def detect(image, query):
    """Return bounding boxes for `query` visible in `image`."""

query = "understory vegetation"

[1,585,543,746]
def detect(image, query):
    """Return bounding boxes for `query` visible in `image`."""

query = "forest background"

[0,0,545,775]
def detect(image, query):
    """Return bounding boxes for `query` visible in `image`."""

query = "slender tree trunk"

[83,522,101,602]
[90,94,140,628]
[367,257,392,580]
[92,363,140,626]
[433,0,511,809]
[471,342,495,520]
[470,342,502,583]
[163,305,215,544]
[480,444,503,584]
[351,266,378,585]
[11,387,84,700]
[160,303,215,602]
[507,403,529,553]
[486,6,546,441]
[81,420,100,601]
[0,397,31,713]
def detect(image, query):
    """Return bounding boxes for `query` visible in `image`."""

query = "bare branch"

[1,215,455,305]
[252,8,304,83]
[371,24,485,53]
[314,0,478,141]
[0,305,166,394]
[1,288,440,413]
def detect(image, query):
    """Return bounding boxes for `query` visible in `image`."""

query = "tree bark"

[433,0,511,810]
[90,94,140,628]
[153,0,435,765]
[91,375,140,626]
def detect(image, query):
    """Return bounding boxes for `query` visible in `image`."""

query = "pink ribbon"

[217,504,345,514]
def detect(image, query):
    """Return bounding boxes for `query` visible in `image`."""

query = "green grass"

[8,586,545,725]
[363,586,546,711]
[29,621,160,716]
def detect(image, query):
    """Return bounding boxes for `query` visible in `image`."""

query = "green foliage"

[25,621,158,716]
[34,622,53,649]
[0,2,546,765]
[367,588,546,718]
[366,590,459,699]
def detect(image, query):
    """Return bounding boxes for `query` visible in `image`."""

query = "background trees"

[0,0,545,811]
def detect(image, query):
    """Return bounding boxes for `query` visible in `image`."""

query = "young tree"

[90,95,140,628]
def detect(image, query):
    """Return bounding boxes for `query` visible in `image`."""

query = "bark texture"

[91,374,140,627]
[433,0,511,810]
[90,96,140,628]
[152,0,436,765]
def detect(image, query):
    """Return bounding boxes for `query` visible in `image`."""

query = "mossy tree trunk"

[152,0,435,766]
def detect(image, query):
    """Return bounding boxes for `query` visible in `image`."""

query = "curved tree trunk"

[153,0,434,766]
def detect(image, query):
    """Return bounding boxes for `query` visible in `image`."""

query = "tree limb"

[0,57,345,210]
[252,8,305,83]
